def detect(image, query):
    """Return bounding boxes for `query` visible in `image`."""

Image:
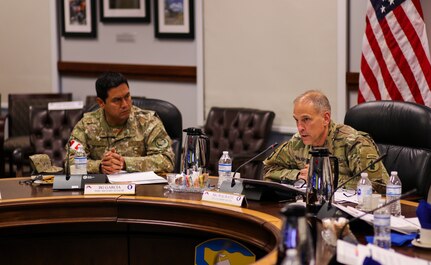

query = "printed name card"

[201,190,246,207]
[84,184,136,195]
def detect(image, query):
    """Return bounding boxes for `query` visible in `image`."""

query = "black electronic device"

[53,174,108,190]
[238,178,305,201]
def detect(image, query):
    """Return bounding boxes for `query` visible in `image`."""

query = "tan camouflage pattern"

[68,105,174,173]
[29,154,63,173]
[263,121,389,193]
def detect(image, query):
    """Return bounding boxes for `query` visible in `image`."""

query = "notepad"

[107,171,167,185]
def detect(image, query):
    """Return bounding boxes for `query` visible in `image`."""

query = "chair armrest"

[12,145,35,176]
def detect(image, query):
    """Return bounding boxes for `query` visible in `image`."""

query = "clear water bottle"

[386,171,402,216]
[74,145,87,175]
[373,198,391,249]
[357,172,372,211]
[217,151,232,188]
[280,249,301,265]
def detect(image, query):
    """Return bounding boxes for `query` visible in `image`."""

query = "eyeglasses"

[342,189,357,197]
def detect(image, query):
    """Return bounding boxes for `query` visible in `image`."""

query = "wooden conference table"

[0,177,282,265]
[0,177,429,265]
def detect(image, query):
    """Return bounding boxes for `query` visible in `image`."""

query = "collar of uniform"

[99,107,137,139]
[323,120,337,153]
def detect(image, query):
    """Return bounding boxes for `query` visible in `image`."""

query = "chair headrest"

[344,101,431,149]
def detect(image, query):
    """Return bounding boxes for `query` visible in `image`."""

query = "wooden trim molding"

[58,61,197,83]
[346,72,359,108]
[346,72,359,91]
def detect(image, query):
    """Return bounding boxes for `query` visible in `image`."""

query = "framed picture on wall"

[101,0,150,23]
[154,0,194,39]
[61,0,97,38]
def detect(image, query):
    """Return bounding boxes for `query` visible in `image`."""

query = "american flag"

[358,0,431,107]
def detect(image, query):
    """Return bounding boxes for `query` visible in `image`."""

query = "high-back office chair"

[131,97,182,173]
[344,100,431,198]
[86,97,182,173]
[1,93,72,177]
[203,107,275,180]
[27,106,84,169]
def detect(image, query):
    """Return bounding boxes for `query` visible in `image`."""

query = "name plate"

[201,191,246,207]
[84,184,136,195]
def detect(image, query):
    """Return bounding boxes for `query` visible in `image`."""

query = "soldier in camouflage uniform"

[263,90,388,193]
[69,72,174,174]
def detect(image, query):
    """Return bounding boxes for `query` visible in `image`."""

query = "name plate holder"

[201,190,247,207]
[84,184,136,195]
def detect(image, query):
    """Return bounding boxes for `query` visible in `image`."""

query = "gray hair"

[293,90,331,113]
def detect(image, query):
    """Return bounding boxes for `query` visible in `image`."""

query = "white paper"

[337,240,429,265]
[334,204,420,234]
[107,171,167,185]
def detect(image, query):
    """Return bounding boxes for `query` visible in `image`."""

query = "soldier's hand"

[101,148,125,174]
[298,164,309,181]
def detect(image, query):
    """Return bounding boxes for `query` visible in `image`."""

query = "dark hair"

[95,72,129,102]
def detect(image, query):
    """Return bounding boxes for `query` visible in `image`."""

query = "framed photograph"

[101,0,150,23]
[154,0,195,39]
[61,0,97,38]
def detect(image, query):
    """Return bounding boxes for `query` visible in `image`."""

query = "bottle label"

[75,157,87,165]
[386,185,401,196]
[374,214,390,226]
[218,163,232,172]
[357,186,372,204]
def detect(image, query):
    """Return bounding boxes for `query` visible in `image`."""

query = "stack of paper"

[107,171,167,185]
[334,204,420,234]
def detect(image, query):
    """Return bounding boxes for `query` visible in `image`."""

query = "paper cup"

[371,194,382,209]
[420,228,431,244]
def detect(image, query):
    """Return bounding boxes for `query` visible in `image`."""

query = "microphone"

[338,188,417,239]
[230,142,278,187]
[65,137,72,180]
[316,153,387,219]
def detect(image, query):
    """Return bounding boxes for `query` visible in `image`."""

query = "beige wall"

[204,1,339,131]
[0,1,56,106]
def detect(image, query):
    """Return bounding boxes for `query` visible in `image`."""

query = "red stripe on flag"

[365,16,403,100]
[360,54,381,100]
[394,5,431,94]
[358,89,365,104]
[412,0,423,19]
[379,17,424,104]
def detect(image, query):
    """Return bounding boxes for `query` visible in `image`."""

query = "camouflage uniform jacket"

[263,121,388,192]
[69,105,174,173]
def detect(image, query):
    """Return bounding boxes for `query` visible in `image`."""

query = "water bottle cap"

[361,172,368,178]
[223,151,228,154]
[391,171,398,176]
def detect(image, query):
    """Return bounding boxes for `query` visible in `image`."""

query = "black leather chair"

[344,100,431,199]
[203,107,275,180]
[86,97,182,173]
[27,106,84,169]
[1,93,72,177]
[131,97,182,173]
